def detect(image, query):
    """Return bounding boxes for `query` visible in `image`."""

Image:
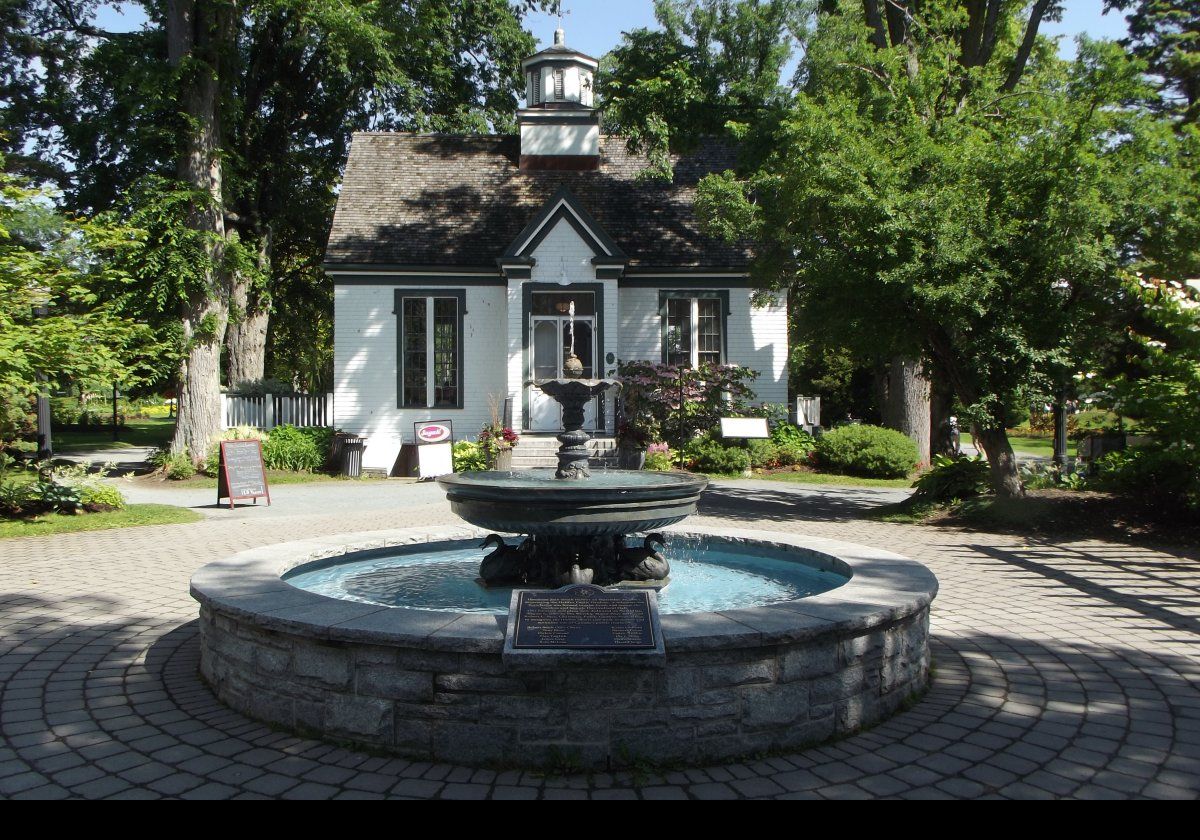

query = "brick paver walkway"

[2,480,1198,799]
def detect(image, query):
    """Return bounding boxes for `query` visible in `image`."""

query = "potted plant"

[479,423,519,470]
[616,419,652,470]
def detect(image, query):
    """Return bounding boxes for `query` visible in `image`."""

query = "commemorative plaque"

[503,584,665,668]
[217,439,271,509]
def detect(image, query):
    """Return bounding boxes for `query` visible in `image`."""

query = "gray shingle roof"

[324,133,753,270]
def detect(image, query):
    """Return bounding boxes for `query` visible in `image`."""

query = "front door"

[528,316,597,432]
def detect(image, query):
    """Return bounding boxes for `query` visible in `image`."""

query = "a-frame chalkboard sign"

[217,439,271,509]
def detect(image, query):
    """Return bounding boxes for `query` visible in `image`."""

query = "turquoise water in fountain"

[284,537,849,615]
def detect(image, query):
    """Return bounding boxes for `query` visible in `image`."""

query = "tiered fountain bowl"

[190,371,938,769]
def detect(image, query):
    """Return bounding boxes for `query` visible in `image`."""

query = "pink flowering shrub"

[616,360,759,448]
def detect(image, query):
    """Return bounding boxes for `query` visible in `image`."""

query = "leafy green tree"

[1107,0,1200,125]
[1106,277,1200,446]
[0,168,157,443]
[4,0,544,460]
[695,2,1197,496]
[599,0,801,177]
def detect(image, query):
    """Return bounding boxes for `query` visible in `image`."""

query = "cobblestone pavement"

[2,480,1198,799]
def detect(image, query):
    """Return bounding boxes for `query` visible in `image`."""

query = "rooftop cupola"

[518,29,600,171]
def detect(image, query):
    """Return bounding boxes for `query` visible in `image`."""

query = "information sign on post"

[719,417,770,440]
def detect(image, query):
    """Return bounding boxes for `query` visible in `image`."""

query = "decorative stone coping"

[191,525,938,768]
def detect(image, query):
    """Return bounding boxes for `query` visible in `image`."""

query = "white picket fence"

[222,392,334,430]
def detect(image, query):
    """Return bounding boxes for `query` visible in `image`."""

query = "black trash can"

[339,435,366,478]
[329,432,345,471]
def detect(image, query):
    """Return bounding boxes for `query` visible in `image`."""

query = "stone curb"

[190,524,938,655]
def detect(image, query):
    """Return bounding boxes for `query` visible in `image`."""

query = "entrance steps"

[510,435,619,470]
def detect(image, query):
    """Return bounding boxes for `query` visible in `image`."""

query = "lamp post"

[1052,392,1069,469]
[32,305,52,460]
[676,363,688,469]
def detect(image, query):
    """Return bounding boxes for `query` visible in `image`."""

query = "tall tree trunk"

[973,426,1025,498]
[882,356,931,466]
[928,327,1024,496]
[929,372,954,457]
[861,0,889,50]
[226,294,269,386]
[167,0,233,461]
[1002,0,1052,92]
[226,233,270,387]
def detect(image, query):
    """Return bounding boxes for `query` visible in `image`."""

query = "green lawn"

[751,470,914,489]
[157,470,384,488]
[53,418,175,452]
[962,432,1070,458]
[0,503,202,539]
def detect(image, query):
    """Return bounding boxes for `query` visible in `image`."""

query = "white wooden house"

[325,30,788,474]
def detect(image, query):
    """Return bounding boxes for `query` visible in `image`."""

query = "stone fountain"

[437,354,707,588]
[189,352,938,769]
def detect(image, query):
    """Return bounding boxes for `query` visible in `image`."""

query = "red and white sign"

[413,420,454,479]
[416,422,451,443]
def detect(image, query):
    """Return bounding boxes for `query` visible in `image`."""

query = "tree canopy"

[599,0,801,177]
[603,0,1199,494]
[0,165,159,440]
[2,0,546,458]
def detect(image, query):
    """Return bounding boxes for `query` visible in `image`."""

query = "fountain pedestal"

[440,374,702,588]
[536,377,617,479]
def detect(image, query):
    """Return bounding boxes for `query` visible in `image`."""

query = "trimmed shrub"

[644,443,675,471]
[1020,462,1084,491]
[747,439,782,469]
[201,426,269,476]
[226,378,296,396]
[79,482,126,511]
[815,424,919,478]
[166,453,196,480]
[777,441,814,466]
[150,448,197,480]
[262,425,325,472]
[912,455,991,502]
[1089,446,1200,523]
[453,440,488,472]
[682,435,751,474]
[769,423,816,466]
[644,444,674,471]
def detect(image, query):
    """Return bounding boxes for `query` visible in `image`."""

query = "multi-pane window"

[663,294,724,368]
[697,298,721,366]
[665,299,692,367]
[432,299,458,406]
[402,299,428,406]
[399,293,461,408]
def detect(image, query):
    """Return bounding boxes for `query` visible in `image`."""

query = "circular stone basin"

[283,537,850,615]
[191,525,938,769]
[436,469,708,535]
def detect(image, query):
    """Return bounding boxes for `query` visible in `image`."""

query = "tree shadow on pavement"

[699,482,907,525]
